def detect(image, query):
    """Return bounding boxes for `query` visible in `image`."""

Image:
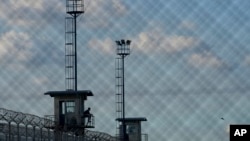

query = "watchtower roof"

[116,117,147,122]
[44,90,93,97]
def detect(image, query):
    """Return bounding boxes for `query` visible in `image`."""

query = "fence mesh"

[1,0,250,141]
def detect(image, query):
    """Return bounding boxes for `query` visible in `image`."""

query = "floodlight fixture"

[126,40,131,45]
[121,39,126,45]
[116,41,122,46]
[116,39,131,56]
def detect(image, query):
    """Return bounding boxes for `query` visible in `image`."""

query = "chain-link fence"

[1,0,250,141]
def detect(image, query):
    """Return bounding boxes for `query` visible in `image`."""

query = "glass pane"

[66,101,75,113]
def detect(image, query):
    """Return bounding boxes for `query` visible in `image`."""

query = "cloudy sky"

[1,0,250,140]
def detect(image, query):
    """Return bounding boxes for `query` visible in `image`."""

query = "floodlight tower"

[115,39,131,141]
[65,0,84,91]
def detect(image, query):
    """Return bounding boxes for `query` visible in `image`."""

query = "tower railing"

[44,115,56,129]
[66,0,84,15]
[141,133,148,141]
[44,114,95,129]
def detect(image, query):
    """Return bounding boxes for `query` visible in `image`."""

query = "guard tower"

[116,118,147,141]
[44,90,95,140]
[45,90,94,129]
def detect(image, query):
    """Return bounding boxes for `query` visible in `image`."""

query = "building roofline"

[116,117,147,122]
[44,90,94,97]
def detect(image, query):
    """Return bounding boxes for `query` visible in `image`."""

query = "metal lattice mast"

[115,57,123,136]
[65,0,84,91]
[115,39,131,141]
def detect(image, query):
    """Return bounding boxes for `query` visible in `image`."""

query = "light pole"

[116,39,131,141]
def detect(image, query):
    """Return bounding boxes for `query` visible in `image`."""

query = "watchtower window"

[66,101,75,113]
[61,101,75,114]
